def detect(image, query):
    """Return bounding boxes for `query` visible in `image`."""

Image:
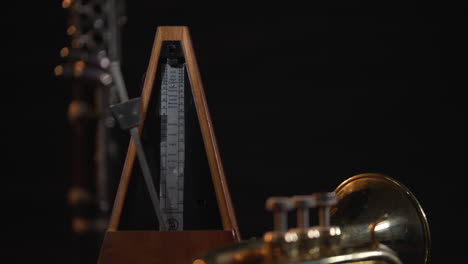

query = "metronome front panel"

[99,230,236,264]
[117,41,222,231]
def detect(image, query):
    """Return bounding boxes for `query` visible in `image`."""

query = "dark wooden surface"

[98,230,236,264]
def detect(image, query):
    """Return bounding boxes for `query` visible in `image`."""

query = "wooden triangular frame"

[98,26,239,264]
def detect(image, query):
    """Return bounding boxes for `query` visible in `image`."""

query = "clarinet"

[55,0,127,262]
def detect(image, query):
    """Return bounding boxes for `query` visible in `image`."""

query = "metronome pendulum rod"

[109,61,168,230]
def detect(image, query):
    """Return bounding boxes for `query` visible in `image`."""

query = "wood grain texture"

[100,26,240,264]
[181,28,240,240]
[98,230,236,264]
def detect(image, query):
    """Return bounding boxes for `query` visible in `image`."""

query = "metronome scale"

[98,26,240,264]
[158,43,186,230]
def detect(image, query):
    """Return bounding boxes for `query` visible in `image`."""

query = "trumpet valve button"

[313,192,337,207]
[292,195,317,208]
[266,197,293,232]
[312,192,337,227]
[266,197,294,211]
[292,195,317,228]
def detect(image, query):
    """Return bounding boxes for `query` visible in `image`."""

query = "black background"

[4,1,466,263]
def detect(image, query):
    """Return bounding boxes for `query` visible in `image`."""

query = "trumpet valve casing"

[262,231,298,263]
[307,226,342,257]
[286,228,319,260]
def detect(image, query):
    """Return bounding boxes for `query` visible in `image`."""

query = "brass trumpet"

[194,173,430,264]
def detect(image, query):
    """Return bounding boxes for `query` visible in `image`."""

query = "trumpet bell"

[331,173,431,264]
[193,173,431,264]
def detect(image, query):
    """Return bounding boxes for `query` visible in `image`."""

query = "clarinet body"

[55,1,127,262]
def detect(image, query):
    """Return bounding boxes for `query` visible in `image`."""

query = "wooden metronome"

[98,26,240,264]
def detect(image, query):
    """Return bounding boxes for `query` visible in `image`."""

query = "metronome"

[98,26,240,264]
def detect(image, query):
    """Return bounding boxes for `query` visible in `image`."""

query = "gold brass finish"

[194,173,430,264]
[331,173,430,264]
[263,231,298,263]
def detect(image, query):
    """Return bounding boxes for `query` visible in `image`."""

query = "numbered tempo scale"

[159,57,186,230]
[98,26,240,264]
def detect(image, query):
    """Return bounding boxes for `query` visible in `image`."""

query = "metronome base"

[98,230,237,264]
